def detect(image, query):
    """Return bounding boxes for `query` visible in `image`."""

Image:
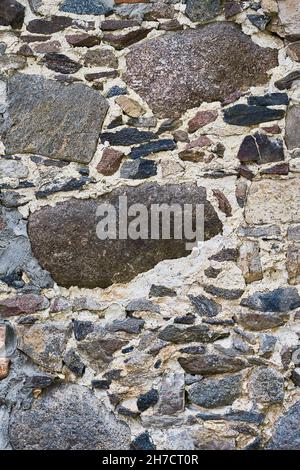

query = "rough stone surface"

[3,75,108,163]
[268,400,300,449]
[9,384,130,450]
[185,0,222,23]
[188,374,242,408]
[240,287,300,312]
[124,22,277,118]
[249,367,284,404]
[178,354,247,375]
[28,183,222,288]
[278,0,300,40]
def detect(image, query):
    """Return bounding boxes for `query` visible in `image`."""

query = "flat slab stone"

[245,178,300,225]
[2,74,108,163]
[28,183,222,288]
[123,22,277,118]
[9,384,130,450]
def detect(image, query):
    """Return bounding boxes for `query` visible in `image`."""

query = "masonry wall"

[0,0,300,450]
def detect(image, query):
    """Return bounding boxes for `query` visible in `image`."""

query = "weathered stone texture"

[9,384,130,450]
[124,22,277,117]
[2,75,108,163]
[28,183,222,288]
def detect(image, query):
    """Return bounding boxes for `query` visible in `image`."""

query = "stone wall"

[0,0,300,450]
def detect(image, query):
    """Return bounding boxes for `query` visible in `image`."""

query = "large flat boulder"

[9,384,131,450]
[28,183,222,288]
[124,22,278,118]
[2,74,108,163]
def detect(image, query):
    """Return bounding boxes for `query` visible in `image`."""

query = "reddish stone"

[103,29,150,50]
[0,358,10,380]
[97,148,124,176]
[212,189,232,217]
[0,294,49,317]
[188,110,218,133]
[84,48,118,68]
[222,90,244,106]
[66,33,101,48]
[260,163,289,175]
[34,41,61,53]
[185,135,212,150]
[262,124,281,134]
[238,165,255,180]
[85,71,118,81]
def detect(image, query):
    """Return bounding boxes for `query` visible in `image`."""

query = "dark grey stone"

[131,432,156,450]
[238,311,288,331]
[9,384,131,450]
[185,0,222,23]
[137,389,159,412]
[178,353,248,375]
[223,104,285,126]
[36,177,91,198]
[0,0,25,29]
[101,128,157,146]
[240,287,300,312]
[149,285,176,297]
[129,140,176,159]
[42,52,81,74]
[126,298,160,313]
[63,349,85,377]
[188,374,242,408]
[120,159,157,179]
[27,16,73,34]
[106,86,127,98]
[158,324,228,344]
[275,71,300,90]
[59,0,113,15]
[249,367,284,404]
[247,14,271,30]
[248,93,289,106]
[3,75,108,163]
[124,22,277,118]
[189,294,222,317]
[73,321,94,341]
[106,318,145,334]
[267,400,300,449]
[203,285,244,300]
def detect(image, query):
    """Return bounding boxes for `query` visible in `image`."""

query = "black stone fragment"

[223,104,285,126]
[101,128,157,146]
[129,139,176,159]
[137,389,159,412]
[73,320,94,341]
[42,53,82,74]
[248,93,288,106]
[120,159,157,179]
[131,432,156,450]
